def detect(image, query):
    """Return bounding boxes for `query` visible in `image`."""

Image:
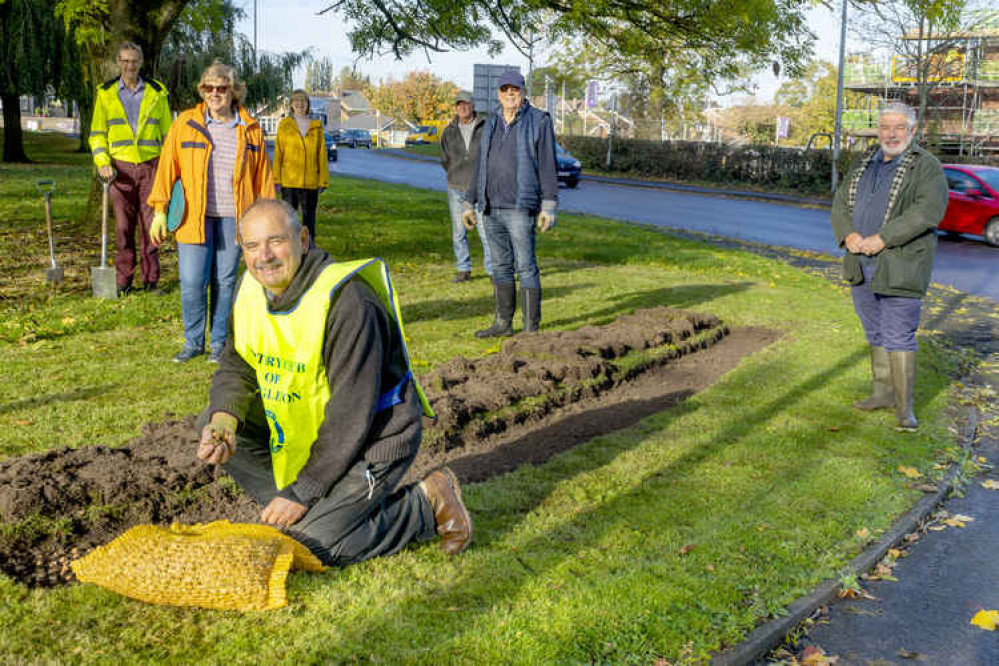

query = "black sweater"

[208,248,422,506]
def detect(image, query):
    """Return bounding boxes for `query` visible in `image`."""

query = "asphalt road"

[331,148,997,302]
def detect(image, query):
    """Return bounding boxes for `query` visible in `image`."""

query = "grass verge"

[0,132,965,663]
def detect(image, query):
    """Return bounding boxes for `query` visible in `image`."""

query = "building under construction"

[842,18,999,156]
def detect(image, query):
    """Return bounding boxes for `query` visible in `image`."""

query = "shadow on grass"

[0,385,119,415]
[319,346,873,661]
[545,282,754,329]
[402,282,597,323]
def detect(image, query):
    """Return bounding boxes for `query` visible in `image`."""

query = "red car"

[941,164,999,246]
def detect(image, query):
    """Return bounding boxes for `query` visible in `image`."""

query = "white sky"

[238,1,861,105]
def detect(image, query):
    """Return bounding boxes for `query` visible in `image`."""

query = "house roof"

[342,112,395,131]
[340,90,370,112]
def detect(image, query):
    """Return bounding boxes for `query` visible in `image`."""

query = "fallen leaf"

[800,644,839,665]
[898,466,922,479]
[979,456,989,463]
[908,483,939,493]
[971,609,999,631]
[827,426,840,432]
[679,543,696,555]
[943,518,967,528]
[856,527,870,539]
[704,564,715,572]
[888,548,904,559]
[981,480,999,490]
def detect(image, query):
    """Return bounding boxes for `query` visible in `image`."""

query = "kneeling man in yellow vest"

[196,199,471,564]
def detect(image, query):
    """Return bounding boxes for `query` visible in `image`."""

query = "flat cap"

[454,90,474,104]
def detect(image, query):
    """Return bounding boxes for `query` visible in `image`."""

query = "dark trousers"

[110,158,159,288]
[199,407,436,567]
[850,265,922,352]
[281,187,319,245]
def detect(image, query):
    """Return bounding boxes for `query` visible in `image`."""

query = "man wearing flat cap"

[464,70,558,337]
[440,90,492,283]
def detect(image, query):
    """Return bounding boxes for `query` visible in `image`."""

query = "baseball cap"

[454,90,474,104]
[497,70,525,90]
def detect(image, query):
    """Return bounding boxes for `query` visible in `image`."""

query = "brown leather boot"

[853,345,894,410]
[419,467,472,554]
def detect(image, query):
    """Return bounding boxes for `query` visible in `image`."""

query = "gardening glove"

[150,212,168,246]
[98,165,115,181]
[198,411,238,465]
[461,204,478,230]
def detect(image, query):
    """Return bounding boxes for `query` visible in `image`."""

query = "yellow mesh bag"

[71,520,325,611]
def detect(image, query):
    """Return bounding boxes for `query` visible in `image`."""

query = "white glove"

[536,210,556,232]
[461,206,478,230]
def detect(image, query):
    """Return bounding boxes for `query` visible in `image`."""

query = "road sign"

[776,116,790,139]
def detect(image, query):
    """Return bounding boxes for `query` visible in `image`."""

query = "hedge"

[559,135,999,196]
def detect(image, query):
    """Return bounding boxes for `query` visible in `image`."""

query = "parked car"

[323,131,338,162]
[940,164,999,246]
[405,123,445,145]
[556,143,582,188]
[337,128,372,149]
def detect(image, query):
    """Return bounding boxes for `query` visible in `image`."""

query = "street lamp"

[832,0,848,192]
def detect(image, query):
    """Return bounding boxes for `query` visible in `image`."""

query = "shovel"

[36,180,64,284]
[92,174,118,299]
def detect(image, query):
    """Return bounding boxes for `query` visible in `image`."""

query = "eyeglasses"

[201,84,230,95]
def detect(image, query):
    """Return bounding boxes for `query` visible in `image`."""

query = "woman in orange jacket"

[148,62,275,363]
[273,89,329,245]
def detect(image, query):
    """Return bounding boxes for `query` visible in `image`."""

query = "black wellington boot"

[475,282,516,338]
[889,350,918,432]
[853,345,894,410]
[521,287,541,333]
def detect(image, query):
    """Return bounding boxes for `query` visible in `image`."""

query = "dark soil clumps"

[0,307,779,588]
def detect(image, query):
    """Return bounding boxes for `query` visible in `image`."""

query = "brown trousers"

[110,158,159,288]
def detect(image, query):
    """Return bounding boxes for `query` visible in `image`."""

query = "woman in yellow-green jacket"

[273,89,329,245]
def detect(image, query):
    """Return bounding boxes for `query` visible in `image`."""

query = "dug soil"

[0,306,780,588]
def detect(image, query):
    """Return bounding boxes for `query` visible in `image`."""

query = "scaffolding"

[841,27,999,156]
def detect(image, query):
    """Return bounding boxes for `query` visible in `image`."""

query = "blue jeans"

[176,216,242,353]
[482,208,538,289]
[850,263,922,352]
[447,188,491,274]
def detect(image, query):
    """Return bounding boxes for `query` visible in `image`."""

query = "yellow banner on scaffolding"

[891,51,966,83]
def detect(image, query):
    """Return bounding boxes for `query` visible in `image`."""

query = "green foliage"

[326,0,815,88]
[156,0,308,110]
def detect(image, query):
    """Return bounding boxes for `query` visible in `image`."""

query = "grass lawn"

[398,143,441,159]
[0,132,965,663]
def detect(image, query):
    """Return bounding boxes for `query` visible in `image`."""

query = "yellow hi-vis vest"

[232,258,433,490]
[89,77,172,168]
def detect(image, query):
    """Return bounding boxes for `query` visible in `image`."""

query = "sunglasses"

[201,84,230,94]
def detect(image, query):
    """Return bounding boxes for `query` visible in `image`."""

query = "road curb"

[710,405,980,666]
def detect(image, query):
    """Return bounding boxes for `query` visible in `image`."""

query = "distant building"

[843,17,999,156]
[473,64,521,115]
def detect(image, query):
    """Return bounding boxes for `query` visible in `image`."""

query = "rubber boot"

[853,345,894,410]
[475,282,515,338]
[889,350,918,432]
[521,287,541,333]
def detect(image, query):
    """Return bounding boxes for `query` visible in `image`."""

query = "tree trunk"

[1,93,30,162]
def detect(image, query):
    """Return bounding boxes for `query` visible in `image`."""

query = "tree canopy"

[366,71,456,124]
[319,0,815,83]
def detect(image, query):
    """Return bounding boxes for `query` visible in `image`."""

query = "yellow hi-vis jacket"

[89,77,172,168]
[232,258,433,490]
